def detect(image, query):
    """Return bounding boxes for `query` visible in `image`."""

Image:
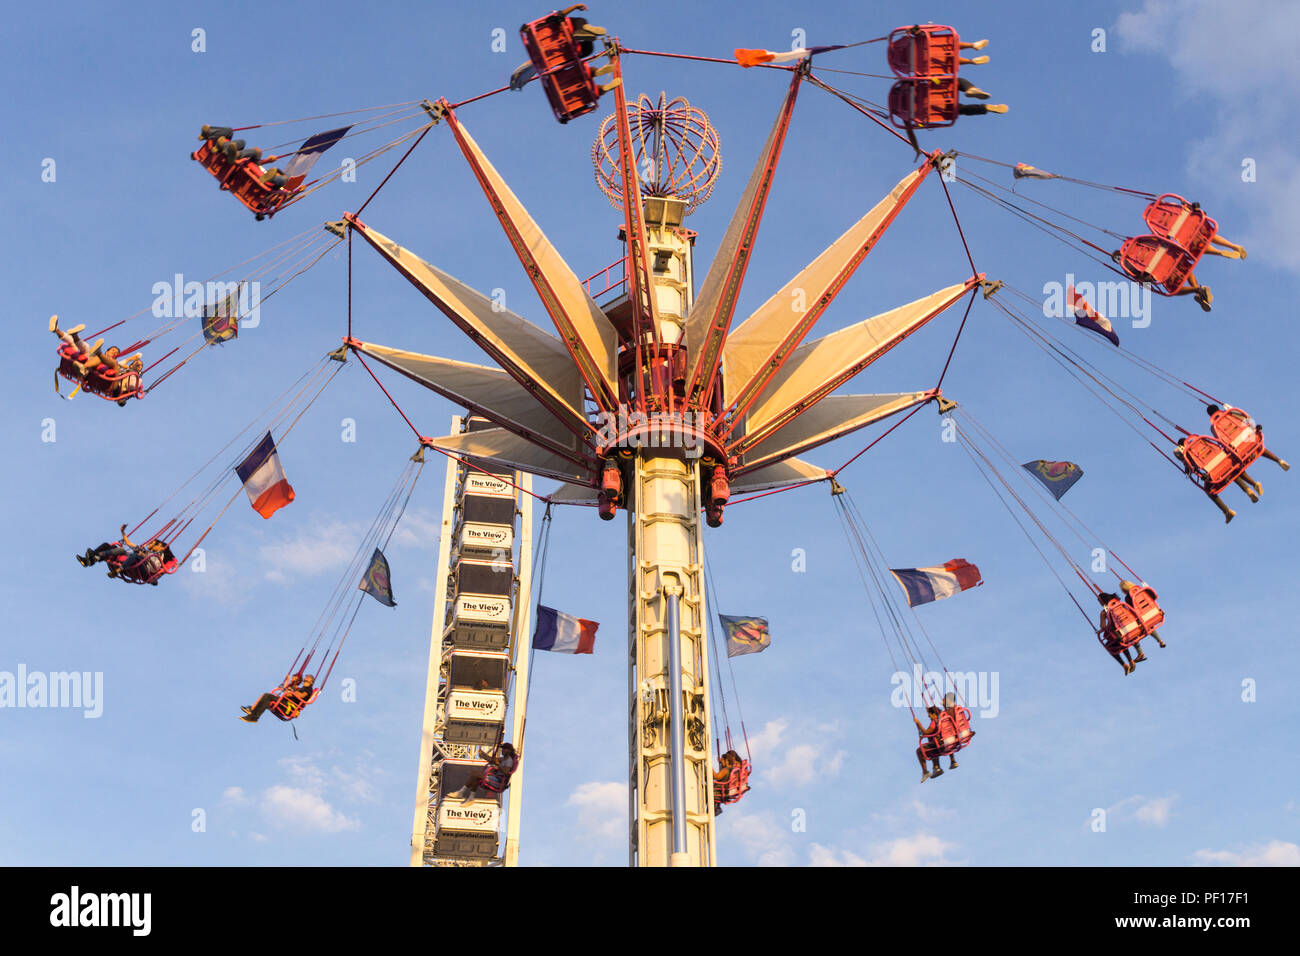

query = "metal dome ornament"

[592,92,721,214]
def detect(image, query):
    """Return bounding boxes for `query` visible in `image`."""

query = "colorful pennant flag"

[1012,163,1059,180]
[234,432,295,519]
[510,60,538,90]
[720,614,771,658]
[533,605,599,654]
[359,547,396,607]
[1022,459,1084,499]
[201,282,242,344]
[890,559,983,607]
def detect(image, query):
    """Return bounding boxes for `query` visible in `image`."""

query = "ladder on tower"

[408,416,535,866]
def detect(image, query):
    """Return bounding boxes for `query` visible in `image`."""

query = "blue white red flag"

[281,126,352,183]
[532,606,599,654]
[1068,285,1120,346]
[890,559,983,607]
[735,45,844,68]
[234,432,295,519]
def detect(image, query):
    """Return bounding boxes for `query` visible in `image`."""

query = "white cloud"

[810,833,959,867]
[258,518,358,582]
[229,755,374,835]
[330,765,380,804]
[387,509,442,549]
[1134,795,1175,827]
[1104,793,1177,828]
[179,556,253,607]
[1115,0,1300,274]
[724,809,796,867]
[261,784,360,833]
[808,843,869,867]
[745,719,788,763]
[567,781,627,841]
[906,797,955,823]
[1193,841,1300,867]
[747,717,846,789]
[277,754,326,791]
[764,743,821,788]
[274,754,381,803]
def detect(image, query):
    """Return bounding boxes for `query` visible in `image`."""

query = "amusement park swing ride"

[55,9,1286,866]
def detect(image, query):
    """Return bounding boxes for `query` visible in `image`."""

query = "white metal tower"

[409,416,534,866]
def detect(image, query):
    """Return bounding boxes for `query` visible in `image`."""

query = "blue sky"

[3,0,1297,867]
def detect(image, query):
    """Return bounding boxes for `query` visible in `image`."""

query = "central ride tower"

[594,94,722,865]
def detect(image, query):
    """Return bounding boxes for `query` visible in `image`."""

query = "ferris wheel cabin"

[456,474,517,556]
[443,649,511,745]
[449,555,515,650]
[434,759,504,861]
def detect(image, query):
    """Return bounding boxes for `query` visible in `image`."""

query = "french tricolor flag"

[734,44,844,68]
[532,605,599,654]
[1067,285,1120,347]
[234,432,295,519]
[890,559,983,608]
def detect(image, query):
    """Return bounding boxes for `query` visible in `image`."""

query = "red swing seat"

[887,25,960,78]
[920,707,974,759]
[712,758,752,806]
[519,7,603,124]
[108,547,177,585]
[56,343,144,404]
[1100,598,1145,650]
[191,138,303,219]
[1142,194,1218,259]
[1209,409,1264,464]
[1181,434,1256,495]
[888,78,959,129]
[270,686,320,721]
[1116,235,1199,294]
[1127,585,1165,635]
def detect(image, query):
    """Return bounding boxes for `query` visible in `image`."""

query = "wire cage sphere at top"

[592,92,721,215]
